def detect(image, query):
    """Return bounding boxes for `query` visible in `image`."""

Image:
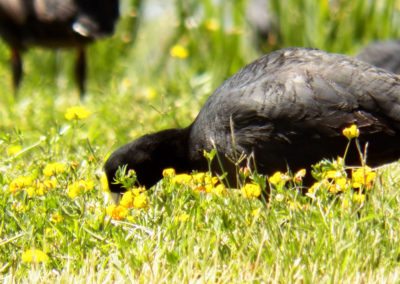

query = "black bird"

[0,0,120,97]
[105,48,400,194]
[357,40,400,74]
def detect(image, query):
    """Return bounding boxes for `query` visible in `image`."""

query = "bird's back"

[189,48,400,174]
[357,40,400,74]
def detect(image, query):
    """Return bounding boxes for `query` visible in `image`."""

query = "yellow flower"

[25,187,36,197]
[43,179,57,189]
[25,180,50,197]
[352,166,376,189]
[193,172,219,187]
[329,177,349,194]
[21,249,49,263]
[144,87,158,100]
[67,179,95,198]
[289,201,302,211]
[7,145,22,156]
[118,187,148,209]
[352,193,366,204]
[43,162,66,177]
[241,183,261,198]
[293,169,306,183]
[64,106,91,121]
[175,213,190,223]
[268,171,290,187]
[9,176,34,194]
[341,197,350,209]
[192,172,206,183]
[120,191,135,208]
[323,170,344,179]
[121,77,132,91]
[50,213,63,223]
[172,173,192,185]
[106,204,128,220]
[133,194,149,209]
[210,184,226,195]
[170,44,189,59]
[126,215,136,222]
[342,124,360,139]
[163,168,176,178]
[251,208,261,217]
[12,202,27,213]
[204,19,220,31]
[307,180,330,198]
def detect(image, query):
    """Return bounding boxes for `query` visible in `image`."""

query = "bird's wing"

[212,49,400,149]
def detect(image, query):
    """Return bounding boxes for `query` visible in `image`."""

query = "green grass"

[1,0,400,282]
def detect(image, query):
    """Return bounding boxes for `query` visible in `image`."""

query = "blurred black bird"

[246,0,278,50]
[357,40,400,74]
[0,0,120,97]
[105,48,400,194]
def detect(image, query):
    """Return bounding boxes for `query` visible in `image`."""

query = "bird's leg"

[11,47,22,94]
[75,46,86,98]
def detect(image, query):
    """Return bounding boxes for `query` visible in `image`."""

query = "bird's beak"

[72,22,91,37]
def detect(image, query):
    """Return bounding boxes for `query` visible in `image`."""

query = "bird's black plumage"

[105,48,400,193]
[0,0,120,97]
[357,40,400,74]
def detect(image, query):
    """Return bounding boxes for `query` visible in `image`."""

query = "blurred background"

[1,0,400,152]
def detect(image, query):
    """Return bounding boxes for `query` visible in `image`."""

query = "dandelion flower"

[204,19,220,31]
[21,249,49,263]
[162,168,176,178]
[341,197,350,209]
[268,171,289,187]
[65,106,91,121]
[172,173,192,185]
[120,190,135,208]
[131,186,146,196]
[328,177,349,194]
[25,187,36,197]
[211,184,226,195]
[342,124,359,139]
[9,176,34,194]
[7,145,22,156]
[43,179,57,189]
[12,202,27,213]
[43,162,66,177]
[352,166,376,189]
[50,213,63,223]
[133,193,149,209]
[145,87,158,100]
[170,44,189,59]
[251,208,261,217]
[67,179,94,198]
[175,213,190,223]
[323,170,344,179]
[241,183,261,198]
[288,201,302,211]
[106,204,128,220]
[352,193,366,204]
